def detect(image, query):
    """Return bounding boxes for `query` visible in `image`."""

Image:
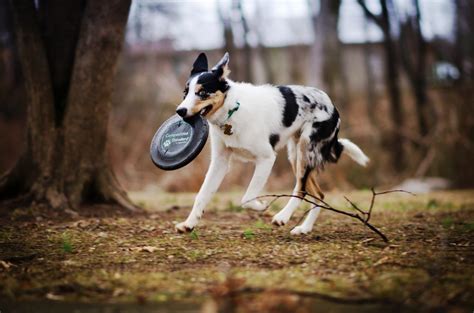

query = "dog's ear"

[212,52,230,80]
[191,53,208,76]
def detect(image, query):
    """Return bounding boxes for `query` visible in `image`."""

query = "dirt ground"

[0,190,473,312]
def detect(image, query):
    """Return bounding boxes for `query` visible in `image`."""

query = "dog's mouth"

[199,104,213,116]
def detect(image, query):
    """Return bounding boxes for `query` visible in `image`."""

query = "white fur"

[339,138,370,167]
[175,64,368,234]
[290,206,321,235]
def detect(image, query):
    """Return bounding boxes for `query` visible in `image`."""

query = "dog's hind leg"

[290,206,321,235]
[272,136,311,226]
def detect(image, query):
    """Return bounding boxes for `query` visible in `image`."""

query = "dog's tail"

[338,138,369,167]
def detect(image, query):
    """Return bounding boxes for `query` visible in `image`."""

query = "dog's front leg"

[241,153,276,211]
[175,148,230,233]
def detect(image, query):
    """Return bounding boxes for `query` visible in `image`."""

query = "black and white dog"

[175,53,369,235]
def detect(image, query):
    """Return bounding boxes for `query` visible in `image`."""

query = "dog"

[174,52,369,235]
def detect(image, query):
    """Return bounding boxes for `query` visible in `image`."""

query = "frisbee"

[150,114,209,170]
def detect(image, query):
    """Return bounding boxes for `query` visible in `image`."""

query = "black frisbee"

[150,114,209,170]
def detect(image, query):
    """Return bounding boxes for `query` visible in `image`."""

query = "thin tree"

[255,0,276,84]
[0,0,136,211]
[399,0,430,138]
[234,0,252,82]
[362,17,377,127]
[357,0,405,169]
[217,0,238,79]
[308,0,348,107]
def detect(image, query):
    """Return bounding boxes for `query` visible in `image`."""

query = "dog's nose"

[176,108,187,117]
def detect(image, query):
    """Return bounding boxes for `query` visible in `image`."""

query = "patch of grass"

[462,222,474,231]
[189,230,199,240]
[137,200,147,209]
[61,233,74,253]
[253,220,271,231]
[270,203,281,212]
[242,229,255,239]
[441,217,454,228]
[226,200,243,212]
[427,199,456,211]
[426,199,439,209]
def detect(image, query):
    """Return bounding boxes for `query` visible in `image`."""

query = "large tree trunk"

[0,0,136,211]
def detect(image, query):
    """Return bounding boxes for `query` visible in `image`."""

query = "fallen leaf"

[46,292,64,301]
[373,256,390,266]
[133,246,159,253]
[0,260,14,270]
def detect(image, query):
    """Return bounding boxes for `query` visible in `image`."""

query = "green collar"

[219,101,240,135]
[223,101,240,123]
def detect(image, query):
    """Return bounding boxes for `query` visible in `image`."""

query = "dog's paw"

[175,221,195,233]
[290,225,312,235]
[272,212,290,226]
[242,200,267,211]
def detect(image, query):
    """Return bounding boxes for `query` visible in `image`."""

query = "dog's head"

[176,53,231,118]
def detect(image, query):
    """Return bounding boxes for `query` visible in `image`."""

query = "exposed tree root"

[95,168,141,212]
[0,163,141,213]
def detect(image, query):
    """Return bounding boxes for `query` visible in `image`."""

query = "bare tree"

[255,0,276,84]
[234,0,252,82]
[399,0,431,138]
[357,0,405,170]
[308,0,347,107]
[362,17,377,126]
[454,0,474,82]
[0,0,135,211]
[217,0,238,79]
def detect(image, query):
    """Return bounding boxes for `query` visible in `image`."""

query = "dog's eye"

[183,87,189,99]
[198,90,208,98]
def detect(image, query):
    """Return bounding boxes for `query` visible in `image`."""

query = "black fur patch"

[310,109,340,143]
[300,167,311,192]
[278,86,299,127]
[269,134,280,149]
[197,73,229,94]
[191,53,208,76]
[310,108,343,164]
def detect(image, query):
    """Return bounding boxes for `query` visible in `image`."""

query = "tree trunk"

[235,0,252,82]
[383,31,404,170]
[0,0,136,211]
[309,0,346,106]
[357,0,405,169]
[217,0,238,79]
[399,0,430,138]
[363,18,377,126]
[255,0,276,84]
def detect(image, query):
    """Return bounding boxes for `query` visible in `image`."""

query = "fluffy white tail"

[338,138,369,167]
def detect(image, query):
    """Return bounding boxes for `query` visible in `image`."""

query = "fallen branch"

[250,188,414,243]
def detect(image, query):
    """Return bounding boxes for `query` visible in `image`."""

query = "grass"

[189,230,199,240]
[242,229,255,239]
[61,233,74,253]
[0,189,473,312]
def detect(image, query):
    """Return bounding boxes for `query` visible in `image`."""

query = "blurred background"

[1,0,473,194]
